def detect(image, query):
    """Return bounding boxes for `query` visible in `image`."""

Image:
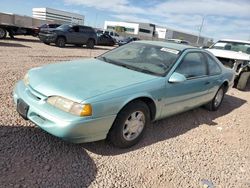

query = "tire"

[86,39,95,49]
[107,101,150,148]
[109,41,115,46]
[56,37,66,47]
[205,86,225,111]
[236,72,250,90]
[9,30,14,39]
[0,28,7,39]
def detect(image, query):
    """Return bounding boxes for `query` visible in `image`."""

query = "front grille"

[26,86,46,101]
[27,89,41,101]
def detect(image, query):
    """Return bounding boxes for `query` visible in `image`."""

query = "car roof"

[135,40,196,51]
[218,39,250,44]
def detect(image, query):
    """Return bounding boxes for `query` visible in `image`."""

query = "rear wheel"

[107,101,150,148]
[205,86,225,111]
[8,30,14,39]
[0,28,7,39]
[109,41,115,46]
[86,39,95,49]
[56,37,66,47]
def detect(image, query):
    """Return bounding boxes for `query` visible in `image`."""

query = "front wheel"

[107,101,150,148]
[205,86,225,111]
[236,72,250,90]
[56,37,66,47]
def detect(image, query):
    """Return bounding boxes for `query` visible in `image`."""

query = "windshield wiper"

[126,65,162,76]
[98,57,130,68]
[98,56,109,62]
[98,57,161,76]
[138,68,162,76]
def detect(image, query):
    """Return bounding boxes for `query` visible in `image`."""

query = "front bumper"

[39,34,57,43]
[13,81,116,143]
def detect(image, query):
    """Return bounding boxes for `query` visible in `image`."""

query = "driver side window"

[176,52,208,79]
[72,26,79,32]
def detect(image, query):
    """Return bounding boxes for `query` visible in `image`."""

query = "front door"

[67,26,80,44]
[161,52,212,118]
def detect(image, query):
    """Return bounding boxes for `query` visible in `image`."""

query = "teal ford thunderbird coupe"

[14,41,235,148]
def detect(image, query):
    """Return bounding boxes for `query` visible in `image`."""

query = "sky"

[1,0,250,41]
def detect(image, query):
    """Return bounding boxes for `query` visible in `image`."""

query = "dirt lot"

[0,36,249,188]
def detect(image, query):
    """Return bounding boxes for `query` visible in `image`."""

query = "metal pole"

[196,16,205,46]
[94,13,98,28]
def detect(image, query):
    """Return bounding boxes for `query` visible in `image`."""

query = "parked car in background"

[166,39,191,45]
[14,41,234,148]
[39,24,97,48]
[103,30,120,42]
[206,39,250,90]
[97,33,115,46]
[33,23,61,37]
[118,37,140,46]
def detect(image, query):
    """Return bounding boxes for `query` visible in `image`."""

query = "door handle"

[204,81,210,85]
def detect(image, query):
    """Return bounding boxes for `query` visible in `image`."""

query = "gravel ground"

[0,36,249,188]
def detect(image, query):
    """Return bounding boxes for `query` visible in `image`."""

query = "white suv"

[207,39,250,90]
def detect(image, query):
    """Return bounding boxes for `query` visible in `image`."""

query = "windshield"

[57,24,72,30]
[97,42,180,76]
[210,41,250,54]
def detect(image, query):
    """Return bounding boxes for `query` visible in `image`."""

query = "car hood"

[40,28,57,32]
[206,49,250,61]
[39,28,63,34]
[28,58,157,103]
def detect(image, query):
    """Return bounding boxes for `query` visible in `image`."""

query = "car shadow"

[0,42,31,48]
[4,37,41,43]
[48,44,114,51]
[83,94,246,156]
[0,125,97,187]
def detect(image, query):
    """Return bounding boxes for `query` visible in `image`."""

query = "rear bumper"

[13,81,116,143]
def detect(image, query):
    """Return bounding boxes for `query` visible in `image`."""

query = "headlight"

[47,96,92,116]
[23,73,29,86]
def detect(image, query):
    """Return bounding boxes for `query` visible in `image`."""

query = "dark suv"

[39,24,97,48]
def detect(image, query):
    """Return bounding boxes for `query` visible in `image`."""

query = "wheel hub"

[123,111,145,141]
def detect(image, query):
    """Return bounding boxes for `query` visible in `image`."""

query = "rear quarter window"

[204,53,221,75]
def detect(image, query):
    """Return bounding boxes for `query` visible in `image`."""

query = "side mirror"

[68,29,74,32]
[169,72,187,83]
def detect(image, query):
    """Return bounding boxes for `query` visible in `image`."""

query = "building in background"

[165,28,213,46]
[155,27,167,39]
[104,20,213,46]
[104,21,155,39]
[32,8,84,25]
